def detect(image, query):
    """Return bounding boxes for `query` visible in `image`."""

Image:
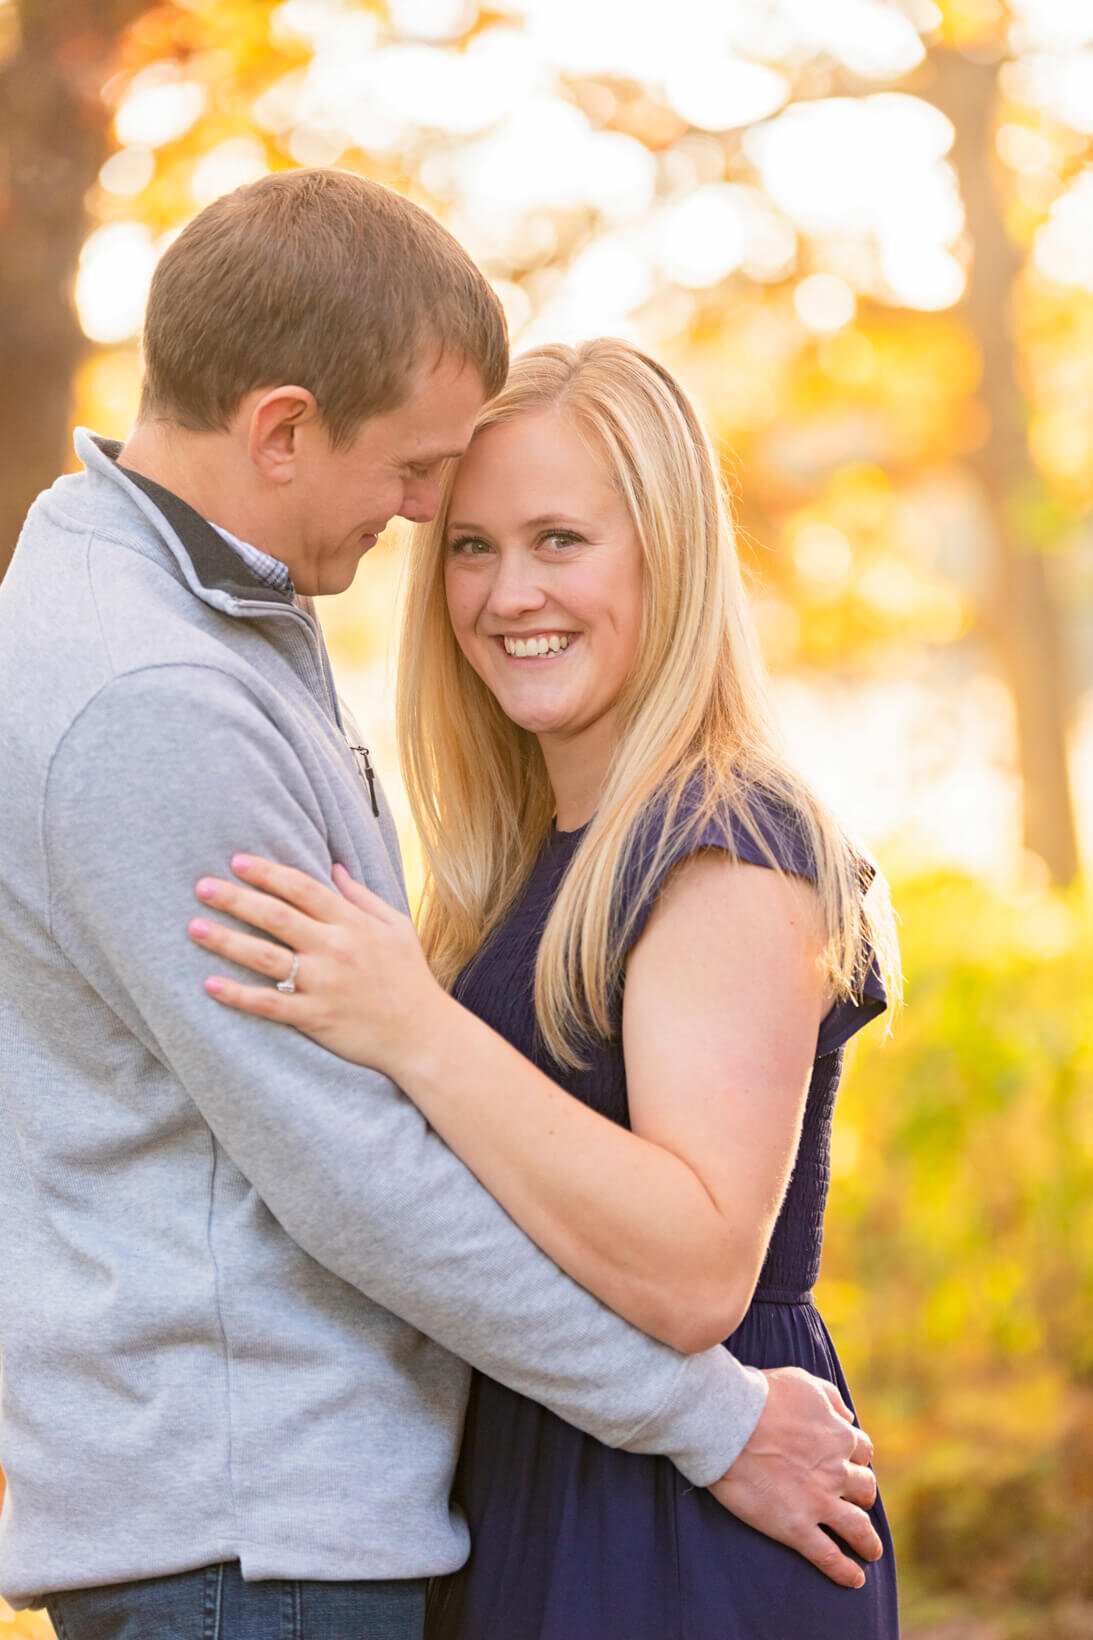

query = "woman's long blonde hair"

[397,339,900,1066]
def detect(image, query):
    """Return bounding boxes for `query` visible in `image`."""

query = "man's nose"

[398,479,440,525]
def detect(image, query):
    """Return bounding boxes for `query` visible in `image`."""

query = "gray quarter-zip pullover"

[0,430,766,1606]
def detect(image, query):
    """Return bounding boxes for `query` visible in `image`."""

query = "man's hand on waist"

[707,1365,882,1589]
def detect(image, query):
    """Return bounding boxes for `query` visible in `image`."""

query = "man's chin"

[304,555,371,598]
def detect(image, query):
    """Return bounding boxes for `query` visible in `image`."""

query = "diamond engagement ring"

[276,953,301,994]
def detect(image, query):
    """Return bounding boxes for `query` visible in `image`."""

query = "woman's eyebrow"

[447,514,591,533]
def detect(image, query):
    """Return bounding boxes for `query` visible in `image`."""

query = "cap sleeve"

[815,949,887,1058]
[617,786,887,1058]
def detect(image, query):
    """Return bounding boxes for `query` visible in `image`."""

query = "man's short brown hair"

[139,168,508,443]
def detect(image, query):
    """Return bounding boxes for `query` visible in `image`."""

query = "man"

[0,169,880,1638]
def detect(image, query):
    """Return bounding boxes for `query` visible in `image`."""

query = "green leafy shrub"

[818,872,1093,1618]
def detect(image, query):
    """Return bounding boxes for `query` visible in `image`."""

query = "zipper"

[347,743,380,817]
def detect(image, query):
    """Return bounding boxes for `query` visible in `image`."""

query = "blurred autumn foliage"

[0,0,1091,1634]
[823,871,1093,1635]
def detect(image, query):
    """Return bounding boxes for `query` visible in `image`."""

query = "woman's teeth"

[503,634,571,658]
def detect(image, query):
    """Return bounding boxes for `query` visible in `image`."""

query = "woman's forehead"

[449,410,619,517]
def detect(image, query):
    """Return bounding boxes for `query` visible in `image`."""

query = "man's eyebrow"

[410,448,466,466]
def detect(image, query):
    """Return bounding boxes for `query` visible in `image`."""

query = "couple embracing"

[0,168,900,1639]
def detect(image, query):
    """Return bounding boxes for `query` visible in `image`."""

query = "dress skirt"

[427,1295,899,1640]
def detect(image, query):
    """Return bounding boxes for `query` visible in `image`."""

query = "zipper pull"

[348,743,379,818]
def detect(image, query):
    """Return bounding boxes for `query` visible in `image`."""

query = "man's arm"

[44,664,761,1481]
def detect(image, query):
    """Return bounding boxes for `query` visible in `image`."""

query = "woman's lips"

[496,633,579,661]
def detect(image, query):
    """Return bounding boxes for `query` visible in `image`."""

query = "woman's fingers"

[195,876,315,947]
[331,862,400,921]
[203,971,300,1019]
[230,855,344,921]
[192,858,430,1072]
[189,916,295,982]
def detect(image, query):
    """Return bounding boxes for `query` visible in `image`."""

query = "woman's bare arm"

[620,853,826,1348]
[190,851,827,1353]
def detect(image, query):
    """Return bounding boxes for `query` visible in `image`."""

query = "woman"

[189,340,901,1638]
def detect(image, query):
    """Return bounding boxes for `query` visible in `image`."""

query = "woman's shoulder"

[615,771,888,1054]
[615,775,811,955]
[691,783,818,882]
[625,773,819,896]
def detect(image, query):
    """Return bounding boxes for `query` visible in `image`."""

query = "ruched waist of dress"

[748,1285,814,1306]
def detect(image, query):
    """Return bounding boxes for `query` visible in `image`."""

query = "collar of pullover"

[73,428,297,615]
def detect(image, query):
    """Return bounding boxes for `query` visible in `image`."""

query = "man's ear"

[247,386,319,482]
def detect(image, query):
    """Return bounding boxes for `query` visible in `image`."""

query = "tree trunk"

[0,0,150,578]
[928,48,1080,885]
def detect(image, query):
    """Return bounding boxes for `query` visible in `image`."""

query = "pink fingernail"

[190,918,212,938]
[205,977,225,996]
[231,854,253,873]
[196,880,218,901]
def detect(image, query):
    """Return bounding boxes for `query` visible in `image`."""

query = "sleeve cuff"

[624,1350,769,1487]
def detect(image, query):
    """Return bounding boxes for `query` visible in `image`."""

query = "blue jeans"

[43,1561,426,1640]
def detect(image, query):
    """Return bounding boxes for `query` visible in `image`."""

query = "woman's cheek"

[445,572,486,656]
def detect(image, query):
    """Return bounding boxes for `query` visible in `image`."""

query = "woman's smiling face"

[443,409,645,752]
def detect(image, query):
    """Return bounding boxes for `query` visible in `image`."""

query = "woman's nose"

[486,552,547,617]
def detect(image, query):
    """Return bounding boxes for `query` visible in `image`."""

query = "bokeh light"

[75,224,160,344]
[114,64,206,148]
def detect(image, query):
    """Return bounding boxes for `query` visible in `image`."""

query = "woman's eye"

[448,536,491,556]
[542,531,581,550]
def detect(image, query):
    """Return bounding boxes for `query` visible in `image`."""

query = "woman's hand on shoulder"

[188,855,443,1076]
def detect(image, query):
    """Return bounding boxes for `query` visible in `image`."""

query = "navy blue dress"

[427,799,899,1639]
